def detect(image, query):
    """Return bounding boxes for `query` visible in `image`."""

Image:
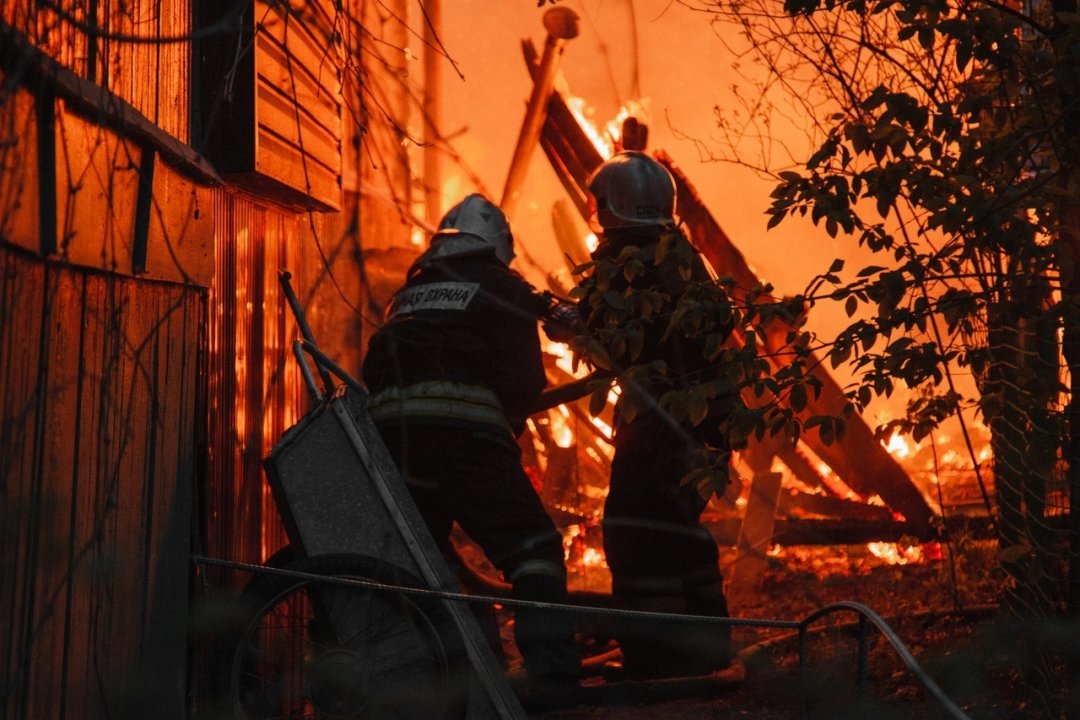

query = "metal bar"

[499,7,579,217]
[857,614,869,699]
[798,601,972,720]
[292,339,321,404]
[278,270,335,396]
[798,626,808,720]
[299,340,365,396]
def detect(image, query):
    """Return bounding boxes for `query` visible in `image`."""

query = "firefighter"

[577,151,741,678]
[360,193,581,704]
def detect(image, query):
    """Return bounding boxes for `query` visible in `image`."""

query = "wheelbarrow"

[215,271,526,720]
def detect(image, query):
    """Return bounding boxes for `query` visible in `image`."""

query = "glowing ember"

[549,405,575,448]
[866,542,924,565]
[580,547,605,568]
[883,431,915,459]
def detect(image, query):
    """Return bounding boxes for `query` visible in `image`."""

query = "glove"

[541,298,582,344]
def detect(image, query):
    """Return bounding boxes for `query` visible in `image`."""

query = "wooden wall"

[1,1,417,718]
[0,248,204,719]
[1,5,210,714]
[3,0,191,143]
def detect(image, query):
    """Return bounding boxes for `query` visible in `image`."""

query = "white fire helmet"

[426,193,515,266]
[587,151,676,231]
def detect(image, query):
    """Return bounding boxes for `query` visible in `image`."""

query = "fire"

[866,542,924,565]
[562,523,608,570]
[549,404,575,448]
[883,431,915,459]
[564,95,651,160]
[565,96,614,158]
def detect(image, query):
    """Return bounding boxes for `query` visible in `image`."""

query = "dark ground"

[504,539,1072,719]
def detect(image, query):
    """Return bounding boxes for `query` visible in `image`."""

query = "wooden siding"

[0,83,213,284]
[197,0,343,211]
[0,248,205,720]
[4,0,191,143]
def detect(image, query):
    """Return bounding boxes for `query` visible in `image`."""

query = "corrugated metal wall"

[1,2,413,717]
[0,247,204,720]
[202,187,365,578]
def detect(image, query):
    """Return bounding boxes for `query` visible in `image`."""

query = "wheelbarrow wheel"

[228,553,469,720]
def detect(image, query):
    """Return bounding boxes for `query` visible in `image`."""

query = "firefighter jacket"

[361,253,549,437]
[579,225,741,453]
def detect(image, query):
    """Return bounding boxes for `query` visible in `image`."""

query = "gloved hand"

[541,299,582,344]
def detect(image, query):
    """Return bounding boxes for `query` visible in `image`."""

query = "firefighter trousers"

[375,421,581,681]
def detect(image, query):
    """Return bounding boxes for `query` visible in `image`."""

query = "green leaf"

[603,290,627,310]
[789,383,808,412]
[687,392,709,426]
[589,387,608,417]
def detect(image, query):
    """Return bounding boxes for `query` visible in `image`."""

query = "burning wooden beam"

[522,43,937,538]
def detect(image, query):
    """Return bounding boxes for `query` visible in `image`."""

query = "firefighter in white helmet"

[362,193,581,706]
[578,152,742,678]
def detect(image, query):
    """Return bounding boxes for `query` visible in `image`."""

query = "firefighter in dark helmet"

[576,151,742,678]
[361,193,581,702]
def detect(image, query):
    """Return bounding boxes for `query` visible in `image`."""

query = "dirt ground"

[510,539,1067,719]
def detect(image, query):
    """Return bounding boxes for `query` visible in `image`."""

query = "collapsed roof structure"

[512,34,950,589]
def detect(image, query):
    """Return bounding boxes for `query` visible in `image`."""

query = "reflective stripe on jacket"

[368,381,513,435]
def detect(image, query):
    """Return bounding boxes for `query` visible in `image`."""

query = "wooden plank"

[133,283,195,712]
[521,50,936,533]
[54,103,141,274]
[254,130,339,209]
[255,80,340,171]
[256,27,340,131]
[64,270,108,717]
[0,250,45,720]
[0,88,40,254]
[145,165,214,287]
[729,471,783,597]
[100,276,145,713]
[0,19,218,185]
[29,267,86,720]
[662,156,935,533]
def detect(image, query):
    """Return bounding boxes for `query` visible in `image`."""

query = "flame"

[866,542,924,565]
[883,431,915,459]
[565,96,614,158]
[564,96,651,160]
[548,404,575,448]
[580,547,605,568]
[585,232,599,253]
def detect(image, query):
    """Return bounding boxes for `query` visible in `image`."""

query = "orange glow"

[549,405,575,448]
[565,95,614,159]
[866,542,924,565]
[883,431,915,460]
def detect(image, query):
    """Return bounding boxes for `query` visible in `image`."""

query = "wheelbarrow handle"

[279,270,335,398]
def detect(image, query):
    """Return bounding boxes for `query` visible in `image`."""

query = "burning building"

[0,2,1001,719]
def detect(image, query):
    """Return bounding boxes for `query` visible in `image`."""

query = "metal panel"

[264,388,526,719]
